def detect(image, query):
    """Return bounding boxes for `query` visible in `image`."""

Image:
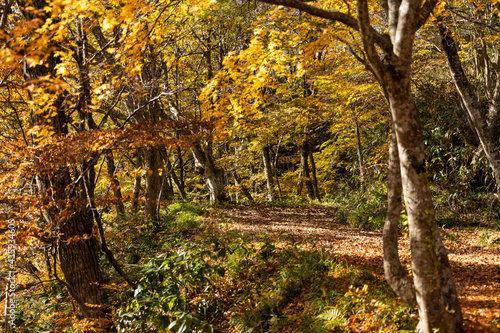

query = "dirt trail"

[220,205,500,330]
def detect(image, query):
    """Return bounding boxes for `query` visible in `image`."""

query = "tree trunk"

[262,144,275,201]
[131,150,142,213]
[234,171,254,201]
[164,150,187,200]
[308,149,320,201]
[21,3,110,329]
[57,204,109,327]
[438,24,500,195]
[386,78,462,333]
[105,150,125,216]
[177,146,186,195]
[255,0,464,331]
[143,147,162,220]
[383,129,417,307]
[191,141,227,204]
[301,142,315,198]
[273,140,283,201]
[354,116,365,184]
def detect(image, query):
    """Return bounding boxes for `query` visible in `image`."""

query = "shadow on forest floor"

[219,205,500,331]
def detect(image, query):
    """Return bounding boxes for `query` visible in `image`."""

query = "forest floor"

[218,205,500,332]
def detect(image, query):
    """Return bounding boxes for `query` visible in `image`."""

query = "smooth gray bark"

[383,130,417,307]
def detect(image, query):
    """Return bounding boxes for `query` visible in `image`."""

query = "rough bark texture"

[191,142,227,203]
[383,130,417,307]
[438,24,500,195]
[20,0,110,329]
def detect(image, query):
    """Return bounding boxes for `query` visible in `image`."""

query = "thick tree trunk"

[383,129,417,307]
[439,25,500,195]
[34,154,110,332]
[262,144,275,201]
[386,79,462,333]
[58,205,109,326]
[105,151,125,216]
[21,4,110,329]
[191,142,227,204]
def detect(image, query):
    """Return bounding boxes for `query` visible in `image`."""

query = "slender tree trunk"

[383,129,417,307]
[296,170,303,196]
[234,171,254,201]
[166,153,188,200]
[354,116,365,185]
[131,150,142,213]
[262,144,275,201]
[177,146,185,195]
[301,142,315,198]
[160,167,174,201]
[438,24,500,195]
[157,148,174,201]
[273,140,283,200]
[105,151,125,216]
[308,150,320,201]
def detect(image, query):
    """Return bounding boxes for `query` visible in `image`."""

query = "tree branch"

[258,0,393,52]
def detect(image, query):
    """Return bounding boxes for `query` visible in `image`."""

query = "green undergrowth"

[325,181,387,230]
[324,178,500,231]
[111,202,417,333]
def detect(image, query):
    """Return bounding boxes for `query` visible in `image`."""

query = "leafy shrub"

[116,244,224,333]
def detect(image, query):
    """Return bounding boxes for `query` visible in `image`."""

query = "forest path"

[219,205,500,331]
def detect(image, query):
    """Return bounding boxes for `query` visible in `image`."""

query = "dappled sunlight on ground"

[219,205,500,331]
